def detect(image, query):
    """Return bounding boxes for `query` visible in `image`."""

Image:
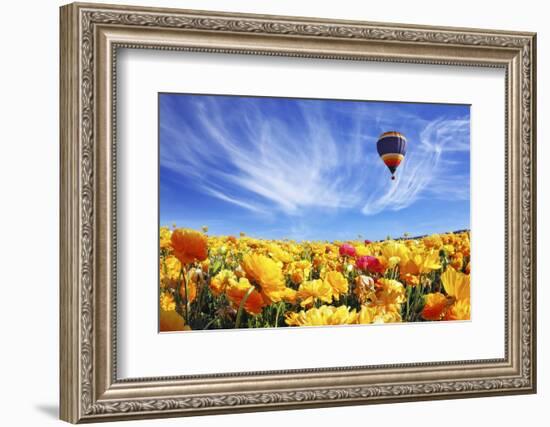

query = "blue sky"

[159,93,470,241]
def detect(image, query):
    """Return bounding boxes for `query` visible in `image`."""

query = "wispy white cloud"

[160,96,470,218]
[202,185,269,214]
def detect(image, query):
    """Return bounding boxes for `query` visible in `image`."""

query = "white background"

[118,50,504,377]
[0,0,546,426]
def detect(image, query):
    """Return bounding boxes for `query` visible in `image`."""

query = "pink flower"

[356,255,384,273]
[356,256,369,270]
[339,243,356,257]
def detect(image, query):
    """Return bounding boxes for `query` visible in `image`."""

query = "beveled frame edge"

[59,2,537,423]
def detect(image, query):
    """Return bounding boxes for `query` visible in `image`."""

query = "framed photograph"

[60,2,537,423]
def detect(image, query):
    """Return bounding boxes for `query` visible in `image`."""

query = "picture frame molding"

[60,2,537,423]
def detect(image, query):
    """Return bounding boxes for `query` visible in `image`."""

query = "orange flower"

[400,272,419,286]
[241,253,287,304]
[226,278,265,315]
[159,310,187,332]
[171,228,208,265]
[450,252,464,270]
[421,292,448,321]
[179,277,197,303]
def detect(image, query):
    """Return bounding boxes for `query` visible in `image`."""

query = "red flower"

[339,243,356,257]
[364,239,372,244]
[356,255,384,273]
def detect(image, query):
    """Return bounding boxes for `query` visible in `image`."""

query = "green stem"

[182,267,190,324]
[274,302,284,327]
[406,286,412,321]
[197,273,207,313]
[235,286,255,329]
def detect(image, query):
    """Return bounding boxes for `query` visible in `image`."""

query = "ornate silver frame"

[59,2,537,423]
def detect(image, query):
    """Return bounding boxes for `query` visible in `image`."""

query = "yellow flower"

[267,243,293,264]
[160,255,181,289]
[441,267,471,321]
[355,245,371,257]
[388,256,401,267]
[441,267,470,302]
[171,228,208,265]
[400,250,441,276]
[210,269,236,297]
[357,305,377,324]
[297,279,333,308]
[445,299,470,320]
[443,244,455,255]
[356,304,402,324]
[374,306,402,323]
[421,250,442,271]
[285,305,357,326]
[160,291,176,312]
[225,278,265,315]
[380,241,409,267]
[159,226,172,250]
[328,305,357,325]
[287,260,312,284]
[375,279,406,306]
[241,253,287,304]
[324,270,349,299]
[281,287,298,304]
[421,292,449,321]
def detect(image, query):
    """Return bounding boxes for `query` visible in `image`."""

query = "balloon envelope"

[376,131,407,179]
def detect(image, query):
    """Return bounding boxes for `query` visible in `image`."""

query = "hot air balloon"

[376,131,407,180]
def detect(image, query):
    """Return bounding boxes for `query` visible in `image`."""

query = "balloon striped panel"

[381,153,404,168]
[379,131,408,141]
[376,132,407,158]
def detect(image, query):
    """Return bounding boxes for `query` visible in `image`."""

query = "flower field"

[159,227,470,332]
